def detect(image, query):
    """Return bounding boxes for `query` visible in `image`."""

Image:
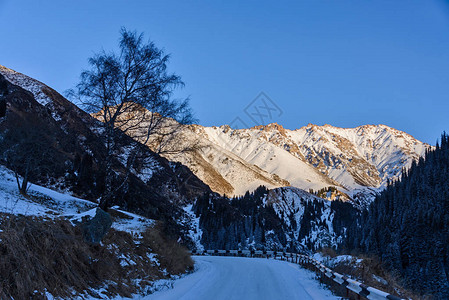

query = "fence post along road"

[191,249,404,300]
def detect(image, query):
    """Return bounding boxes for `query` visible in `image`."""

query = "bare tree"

[69,28,196,209]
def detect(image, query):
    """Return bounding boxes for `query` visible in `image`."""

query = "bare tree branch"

[68,28,196,210]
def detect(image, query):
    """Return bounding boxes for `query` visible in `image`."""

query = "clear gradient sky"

[1,1,448,144]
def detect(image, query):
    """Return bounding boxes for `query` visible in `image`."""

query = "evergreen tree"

[348,133,449,298]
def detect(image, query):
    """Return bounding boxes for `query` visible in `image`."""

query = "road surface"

[146,256,338,300]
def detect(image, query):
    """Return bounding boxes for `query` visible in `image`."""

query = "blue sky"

[1,1,448,144]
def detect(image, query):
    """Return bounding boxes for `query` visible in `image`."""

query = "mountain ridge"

[158,118,431,206]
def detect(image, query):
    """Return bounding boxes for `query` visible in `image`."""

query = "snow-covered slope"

[166,124,292,196]
[198,124,335,195]
[0,165,153,234]
[288,124,428,189]
[156,121,430,204]
[265,186,349,250]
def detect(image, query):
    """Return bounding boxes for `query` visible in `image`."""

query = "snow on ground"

[0,165,94,217]
[0,165,153,234]
[145,256,338,300]
[313,252,363,269]
[182,204,204,251]
[110,207,154,235]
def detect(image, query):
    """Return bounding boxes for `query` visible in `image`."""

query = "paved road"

[145,256,338,300]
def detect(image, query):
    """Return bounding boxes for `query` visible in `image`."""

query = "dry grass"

[0,213,193,299]
[320,247,338,258]
[141,223,194,275]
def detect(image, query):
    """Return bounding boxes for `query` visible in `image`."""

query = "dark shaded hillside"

[194,186,288,250]
[347,133,449,298]
[0,71,210,236]
[194,186,359,252]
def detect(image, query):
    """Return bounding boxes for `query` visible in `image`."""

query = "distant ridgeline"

[345,133,449,298]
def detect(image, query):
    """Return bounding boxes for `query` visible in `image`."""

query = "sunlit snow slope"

[160,122,430,202]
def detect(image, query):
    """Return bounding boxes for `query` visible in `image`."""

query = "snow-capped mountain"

[155,121,430,204]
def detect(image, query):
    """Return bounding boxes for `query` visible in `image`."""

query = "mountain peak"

[308,123,387,131]
[252,123,286,134]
